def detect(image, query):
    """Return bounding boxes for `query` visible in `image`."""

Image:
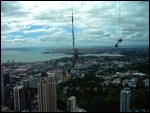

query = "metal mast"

[71,1,75,48]
[69,1,77,71]
[119,1,121,39]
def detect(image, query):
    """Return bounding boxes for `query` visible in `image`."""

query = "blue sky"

[1,1,149,48]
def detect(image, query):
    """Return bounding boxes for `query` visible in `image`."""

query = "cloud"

[2,38,27,42]
[23,29,49,34]
[1,1,149,48]
[1,1,29,18]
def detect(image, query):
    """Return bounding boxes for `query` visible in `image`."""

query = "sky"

[1,1,149,48]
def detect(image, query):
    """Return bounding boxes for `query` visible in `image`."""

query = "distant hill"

[1,44,148,50]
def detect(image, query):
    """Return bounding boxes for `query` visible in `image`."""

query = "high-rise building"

[24,79,30,88]
[120,87,130,112]
[29,76,38,88]
[37,74,57,112]
[4,84,11,107]
[55,70,63,83]
[21,79,31,110]
[13,86,26,112]
[67,96,76,112]
[1,63,5,105]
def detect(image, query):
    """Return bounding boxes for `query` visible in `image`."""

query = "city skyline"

[1,1,149,48]
[1,47,149,112]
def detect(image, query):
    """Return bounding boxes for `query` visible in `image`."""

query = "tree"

[136,79,145,89]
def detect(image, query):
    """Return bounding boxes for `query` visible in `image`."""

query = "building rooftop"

[68,96,76,100]
[13,85,24,89]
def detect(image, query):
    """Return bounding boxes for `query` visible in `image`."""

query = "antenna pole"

[72,1,75,48]
[119,1,121,38]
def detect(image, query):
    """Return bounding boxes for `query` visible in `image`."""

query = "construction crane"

[115,38,123,47]
[115,1,123,48]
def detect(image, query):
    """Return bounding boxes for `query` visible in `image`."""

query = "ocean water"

[1,48,124,63]
[1,48,72,63]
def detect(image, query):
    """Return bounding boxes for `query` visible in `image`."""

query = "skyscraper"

[1,63,5,105]
[67,96,76,112]
[13,86,26,112]
[37,75,57,112]
[120,87,130,112]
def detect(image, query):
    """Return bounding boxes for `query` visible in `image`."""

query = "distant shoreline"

[1,47,148,63]
[1,44,149,50]
[1,52,124,63]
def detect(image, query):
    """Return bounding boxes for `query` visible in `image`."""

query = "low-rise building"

[1,105,9,112]
[128,78,137,88]
[143,79,149,88]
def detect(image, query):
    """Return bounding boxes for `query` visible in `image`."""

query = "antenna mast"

[119,1,121,39]
[71,1,75,48]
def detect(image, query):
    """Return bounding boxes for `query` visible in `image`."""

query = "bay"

[1,48,124,63]
[1,48,72,63]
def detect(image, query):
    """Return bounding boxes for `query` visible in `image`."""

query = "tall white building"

[1,63,5,105]
[67,96,76,112]
[120,87,130,112]
[13,86,26,112]
[38,75,57,112]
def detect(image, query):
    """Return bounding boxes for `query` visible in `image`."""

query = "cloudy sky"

[1,1,149,48]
